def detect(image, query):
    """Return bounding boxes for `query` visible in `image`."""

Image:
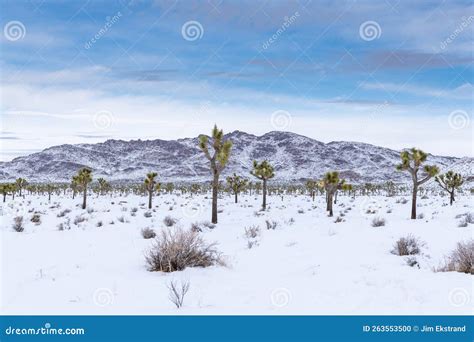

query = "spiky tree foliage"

[306,180,319,201]
[322,171,348,217]
[71,177,80,199]
[226,173,248,203]
[144,172,160,209]
[15,178,28,197]
[435,171,463,205]
[198,125,233,224]
[396,148,439,219]
[74,168,93,210]
[251,160,275,210]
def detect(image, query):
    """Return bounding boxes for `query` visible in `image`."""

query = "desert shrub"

[297,209,305,214]
[141,227,156,239]
[334,216,344,223]
[286,217,295,225]
[57,209,71,217]
[406,256,419,268]
[144,211,152,218]
[163,216,177,227]
[386,208,392,213]
[371,217,386,227]
[365,209,377,215]
[265,220,278,230]
[167,279,190,308]
[87,207,95,214]
[437,240,474,274]
[30,213,41,224]
[145,228,223,272]
[457,213,474,227]
[391,235,422,256]
[74,215,87,225]
[396,198,408,204]
[202,221,215,229]
[117,216,126,223]
[12,216,24,232]
[421,195,429,199]
[244,225,260,239]
[96,221,103,227]
[417,213,425,219]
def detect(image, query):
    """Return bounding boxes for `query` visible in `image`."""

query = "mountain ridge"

[0,131,472,184]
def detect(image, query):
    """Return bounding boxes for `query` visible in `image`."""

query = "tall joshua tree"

[97,178,110,196]
[226,173,248,203]
[15,178,28,197]
[0,183,15,202]
[198,125,232,224]
[396,148,439,219]
[435,171,463,205]
[322,171,347,217]
[306,180,319,201]
[144,172,160,209]
[251,160,275,210]
[74,168,93,209]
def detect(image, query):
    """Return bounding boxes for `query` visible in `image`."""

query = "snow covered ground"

[0,192,472,315]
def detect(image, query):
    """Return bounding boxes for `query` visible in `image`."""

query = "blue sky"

[1,0,473,159]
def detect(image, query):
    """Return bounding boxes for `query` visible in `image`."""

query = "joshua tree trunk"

[3,194,6,202]
[312,192,315,201]
[327,193,334,217]
[262,179,267,210]
[48,193,51,201]
[411,184,417,219]
[82,185,87,210]
[234,192,238,203]
[212,171,219,224]
[334,191,338,204]
[148,191,152,209]
[450,191,454,205]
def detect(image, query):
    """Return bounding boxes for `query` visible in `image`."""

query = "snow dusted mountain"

[0,131,472,184]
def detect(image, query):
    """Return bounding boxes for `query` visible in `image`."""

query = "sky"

[0,0,473,160]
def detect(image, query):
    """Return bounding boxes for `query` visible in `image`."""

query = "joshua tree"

[198,125,233,224]
[74,168,93,209]
[396,148,439,219]
[165,182,174,194]
[44,184,56,201]
[226,173,248,203]
[0,183,15,202]
[97,178,111,196]
[435,171,463,205]
[322,171,347,217]
[144,172,160,209]
[306,180,319,201]
[251,160,275,210]
[15,178,28,197]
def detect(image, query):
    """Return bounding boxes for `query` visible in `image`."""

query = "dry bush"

[163,216,177,227]
[244,225,260,239]
[265,220,278,230]
[30,213,41,225]
[12,216,24,232]
[334,216,344,223]
[144,211,152,218]
[167,279,190,308]
[141,227,156,239]
[145,228,223,272]
[391,235,423,256]
[437,240,474,274]
[74,215,87,225]
[371,217,386,227]
[57,209,71,217]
